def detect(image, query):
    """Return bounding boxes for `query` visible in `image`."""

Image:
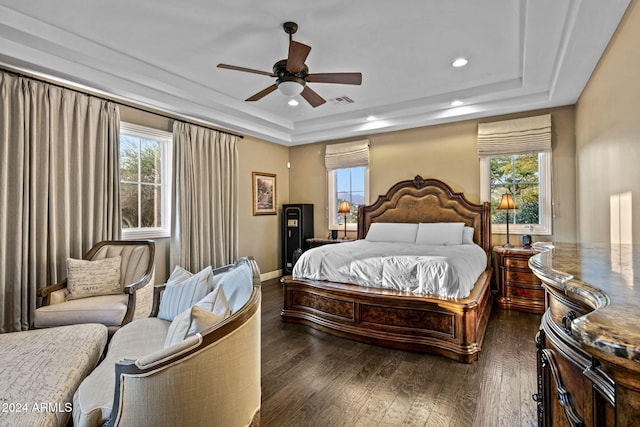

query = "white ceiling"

[0,0,630,146]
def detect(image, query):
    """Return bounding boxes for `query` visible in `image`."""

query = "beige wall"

[291,106,577,245]
[119,107,289,280]
[575,0,640,244]
[237,136,290,275]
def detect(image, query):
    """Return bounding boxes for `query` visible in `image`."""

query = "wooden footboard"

[281,269,493,363]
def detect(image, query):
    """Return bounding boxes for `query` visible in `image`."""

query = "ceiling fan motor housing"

[273,59,307,89]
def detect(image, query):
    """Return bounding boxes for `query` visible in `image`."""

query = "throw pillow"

[365,223,419,243]
[166,265,193,285]
[218,262,253,314]
[66,256,122,300]
[191,286,230,335]
[157,266,213,321]
[463,226,475,245]
[415,222,465,246]
[164,306,228,348]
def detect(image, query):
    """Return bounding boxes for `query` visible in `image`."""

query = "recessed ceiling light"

[366,115,377,121]
[452,58,468,68]
[288,99,299,106]
[450,100,464,107]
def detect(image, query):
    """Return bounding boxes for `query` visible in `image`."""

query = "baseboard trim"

[260,270,283,282]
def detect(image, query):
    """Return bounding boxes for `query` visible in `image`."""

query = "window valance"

[324,140,370,169]
[477,114,551,157]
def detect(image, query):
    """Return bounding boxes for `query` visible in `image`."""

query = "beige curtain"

[171,121,238,272]
[0,71,121,332]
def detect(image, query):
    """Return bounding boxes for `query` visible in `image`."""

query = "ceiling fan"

[217,22,362,108]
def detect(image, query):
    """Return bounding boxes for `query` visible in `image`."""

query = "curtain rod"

[0,66,244,139]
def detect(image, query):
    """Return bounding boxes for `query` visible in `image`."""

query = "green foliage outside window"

[120,135,163,229]
[490,153,540,225]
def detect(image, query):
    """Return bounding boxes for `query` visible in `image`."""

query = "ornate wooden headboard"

[357,175,492,256]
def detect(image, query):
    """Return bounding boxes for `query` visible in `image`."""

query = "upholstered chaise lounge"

[72,257,262,427]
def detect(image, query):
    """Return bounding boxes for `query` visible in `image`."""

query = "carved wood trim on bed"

[281,175,493,363]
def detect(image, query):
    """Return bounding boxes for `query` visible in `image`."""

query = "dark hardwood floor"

[260,279,540,427]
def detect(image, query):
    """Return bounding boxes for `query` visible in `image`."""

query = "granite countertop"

[529,242,640,368]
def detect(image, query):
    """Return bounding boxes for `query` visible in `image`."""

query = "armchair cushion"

[34,294,129,328]
[66,256,122,300]
[157,266,213,321]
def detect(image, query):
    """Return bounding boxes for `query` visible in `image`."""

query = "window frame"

[119,122,172,239]
[480,152,552,235]
[327,166,369,231]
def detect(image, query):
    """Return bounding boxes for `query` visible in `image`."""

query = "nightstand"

[306,237,354,248]
[493,246,544,314]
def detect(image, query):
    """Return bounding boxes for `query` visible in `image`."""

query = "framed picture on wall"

[252,172,277,215]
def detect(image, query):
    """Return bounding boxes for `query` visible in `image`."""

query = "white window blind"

[324,140,370,169]
[477,114,551,157]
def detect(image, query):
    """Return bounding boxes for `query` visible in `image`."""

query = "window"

[119,123,172,238]
[477,114,552,235]
[325,140,370,231]
[328,166,368,230]
[480,152,552,235]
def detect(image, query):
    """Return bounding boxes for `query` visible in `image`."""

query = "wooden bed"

[280,176,493,363]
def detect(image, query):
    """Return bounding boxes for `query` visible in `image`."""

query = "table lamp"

[496,190,518,248]
[338,201,351,240]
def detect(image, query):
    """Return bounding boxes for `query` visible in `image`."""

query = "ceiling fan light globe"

[278,80,304,97]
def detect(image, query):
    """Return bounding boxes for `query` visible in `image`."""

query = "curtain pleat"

[477,114,551,157]
[0,71,120,332]
[170,121,238,272]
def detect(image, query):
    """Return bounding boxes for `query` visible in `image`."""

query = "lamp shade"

[278,80,304,97]
[338,201,351,214]
[496,193,517,211]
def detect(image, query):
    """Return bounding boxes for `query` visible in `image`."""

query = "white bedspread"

[293,240,487,298]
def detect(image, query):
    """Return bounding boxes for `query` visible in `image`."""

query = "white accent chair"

[35,240,155,335]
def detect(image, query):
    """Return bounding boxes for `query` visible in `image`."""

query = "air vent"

[330,96,355,105]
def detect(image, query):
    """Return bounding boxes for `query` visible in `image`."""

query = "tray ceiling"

[0,0,630,146]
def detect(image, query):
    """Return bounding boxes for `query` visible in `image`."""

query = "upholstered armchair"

[35,240,155,334]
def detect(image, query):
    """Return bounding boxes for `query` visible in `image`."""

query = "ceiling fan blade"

[217,64,275,77]
[300,86,326,108]
[246,85,278,101]
[306,73,362,85]
[287,41,311,73]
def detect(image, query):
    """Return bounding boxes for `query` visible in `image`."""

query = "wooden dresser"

[494,246,544,314]
[529,243,640,426]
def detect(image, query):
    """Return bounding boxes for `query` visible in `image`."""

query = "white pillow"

[166,265,193,285]
[164,306,226,348]
[191,286,230,335]
[157,266,213,321]
[415,222,465,245]
[66,256,122,300]
[365,223,418,243]
[463,226,475,245]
